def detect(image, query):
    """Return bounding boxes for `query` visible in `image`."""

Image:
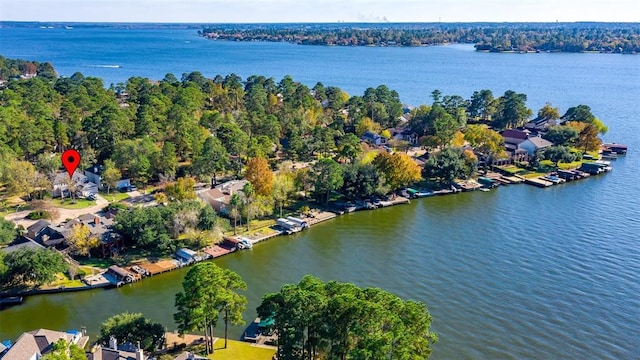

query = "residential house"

[0,328,81,360]
[0,237,45,255]
[52,171,90,198]
[198,180,247,214]
[518,136,554,155]
[87,337,144,360]
[63,213,119,257]
[390,127,419,145]
[360,131,387,146]
[85,166,131,191]
[525,116,562,132]
[25,220,67,249]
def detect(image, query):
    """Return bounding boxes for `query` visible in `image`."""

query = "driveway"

[4,194,110,228]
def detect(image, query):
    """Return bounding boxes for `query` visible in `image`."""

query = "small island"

[199,22,640,54]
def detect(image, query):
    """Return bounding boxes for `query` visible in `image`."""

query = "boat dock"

[524,177,554,188]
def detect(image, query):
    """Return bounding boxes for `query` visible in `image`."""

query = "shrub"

[26,210,51,220]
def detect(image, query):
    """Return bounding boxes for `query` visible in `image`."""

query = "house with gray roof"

[0,328,79,360]
[518,136,554,155]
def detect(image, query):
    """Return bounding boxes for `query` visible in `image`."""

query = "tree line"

[200,22,640,53]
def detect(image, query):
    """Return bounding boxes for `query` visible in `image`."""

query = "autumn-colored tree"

[537,102,560,120]
[372,152,422,192]
[355,116,381,136]
[67,223,101,257]
[464,124,506,162]
[165,177,197,202]
[244,157,273,196]
[576,124,601,152]
[451,131,466,147]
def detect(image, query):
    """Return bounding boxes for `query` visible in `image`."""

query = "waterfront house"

[518,136,553,155]
[525,116,562,132]
[0,237,45,255]
[0,328,81,360]
[501,129,529,146]
[198,180,247,214]
[88,337,144,360]
[25,220,67,248]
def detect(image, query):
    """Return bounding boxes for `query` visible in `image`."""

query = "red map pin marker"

[62,149,81,178]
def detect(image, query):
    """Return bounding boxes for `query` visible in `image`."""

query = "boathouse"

[106,265,135,285]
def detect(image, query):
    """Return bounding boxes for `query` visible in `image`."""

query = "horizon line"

[2,20,639,25]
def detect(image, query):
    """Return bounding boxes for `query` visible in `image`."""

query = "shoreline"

[0,163,608,302]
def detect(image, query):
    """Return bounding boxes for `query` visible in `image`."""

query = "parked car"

[86,194,97,201]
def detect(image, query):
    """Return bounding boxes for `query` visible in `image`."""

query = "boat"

[236,237,253,250]
[0,296,24,306]
[479,188,490,192]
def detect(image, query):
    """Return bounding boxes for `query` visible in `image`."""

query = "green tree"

[229,193,242,235]
[338,133,363,162]
[102,159,122,195]
[39,339,87,360]
[542,126,578,146]
[272,172,295,218]
[2,248,68,288]
[543,146,576,167]
[197,205,218,231]
[492,90,532,130]
[98,312,164,352]
[313,158,343,204]
[174,262,247,354]
[242,182,256,231]
[341,163,381,200]
[192,137,229,186]
[0,218,17,246]
[423,147,470,184]
[157,142,178,180]
[5,160,40,199]
[257,275,437,360]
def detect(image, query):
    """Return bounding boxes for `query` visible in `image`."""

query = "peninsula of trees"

[0,56,609,285]
[200,22,640,53]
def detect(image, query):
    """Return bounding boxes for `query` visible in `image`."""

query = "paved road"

[4,194,109,228]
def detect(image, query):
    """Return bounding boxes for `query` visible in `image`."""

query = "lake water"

[1,26,640,359]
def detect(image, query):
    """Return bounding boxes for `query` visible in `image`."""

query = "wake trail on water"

[85,64,121,68]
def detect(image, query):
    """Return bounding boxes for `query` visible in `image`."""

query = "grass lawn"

[498,165,525,175]
[522,172,547,179]
[227,219,277,237]
[51,198,97,209]
[77,257,115,269]
[41,273,85,289]
[210,339,275,360]
[540,160,583,170]
[100,191,130,203]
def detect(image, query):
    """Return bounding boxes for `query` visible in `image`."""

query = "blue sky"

[2,0,639,23]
